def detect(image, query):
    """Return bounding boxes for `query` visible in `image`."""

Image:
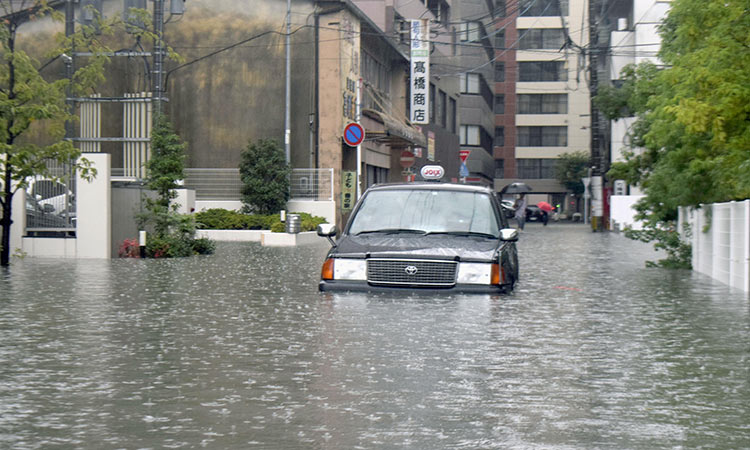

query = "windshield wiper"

[354,228,427,236]
[424,231,498,239]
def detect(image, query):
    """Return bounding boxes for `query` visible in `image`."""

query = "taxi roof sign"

[420,165,444,181]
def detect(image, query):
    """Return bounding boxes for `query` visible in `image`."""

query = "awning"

[362,109,427,148]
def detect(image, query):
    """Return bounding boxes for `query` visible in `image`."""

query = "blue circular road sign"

[344,122,365,146]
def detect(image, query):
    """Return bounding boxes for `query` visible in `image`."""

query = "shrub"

[192,237,216,255]
[118,238,140,258]
[194,209,326,232]
[239,139,290,215]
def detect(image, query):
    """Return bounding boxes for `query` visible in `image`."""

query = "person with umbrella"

[501,182,532,231]
[537,201,554,226]
[514,193,527,230]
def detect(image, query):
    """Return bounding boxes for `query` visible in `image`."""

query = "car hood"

[332,234,499,261]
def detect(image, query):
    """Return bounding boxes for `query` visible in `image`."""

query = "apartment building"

[494,0,592,210]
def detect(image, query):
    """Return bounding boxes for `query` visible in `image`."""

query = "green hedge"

[194,209,326,232]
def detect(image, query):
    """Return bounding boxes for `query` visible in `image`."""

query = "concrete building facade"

[493,0,592,210]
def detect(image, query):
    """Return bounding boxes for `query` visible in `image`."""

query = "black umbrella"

[500,182,532,194]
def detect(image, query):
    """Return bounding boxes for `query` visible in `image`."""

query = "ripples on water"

[0,225,748,449]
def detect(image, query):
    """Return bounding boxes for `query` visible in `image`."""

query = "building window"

[518,29,565,49]
[437,90,447,127]
[494,62,505,82]
[366,164,389,188]
[460,125,481,146]
[495,0,506,17]
[520,0,568,16]
[429,83,436,123]
[427,0,450,25]
[495,126,505,147]
[516,159,558,179]
[458,22,481,42]
[517,94,568,114]
[495,159,505,178]
[517,126,567,146]
[460,73,481,94]
[495,29,505,49]
[361,50,391,111]
[494,95,505,114]
[448,97,456,133]
[518,61,567,82]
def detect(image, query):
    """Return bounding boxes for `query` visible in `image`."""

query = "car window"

[349,189,500,237]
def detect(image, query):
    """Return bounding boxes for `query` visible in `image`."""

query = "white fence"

[290,168,334,200]
[679,200,750,293]
[184,168,334,201]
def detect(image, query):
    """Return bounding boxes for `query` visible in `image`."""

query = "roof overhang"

[362,109,427,148]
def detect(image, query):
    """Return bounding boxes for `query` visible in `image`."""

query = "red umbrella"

[537,201,554,212]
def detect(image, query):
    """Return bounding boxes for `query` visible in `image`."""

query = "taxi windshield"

[348,189,500,237]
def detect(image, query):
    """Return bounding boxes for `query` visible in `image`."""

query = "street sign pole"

[356,78,362,200]
[582,171,591,224]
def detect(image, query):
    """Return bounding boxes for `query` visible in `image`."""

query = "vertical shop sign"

[410,19,430,125]
[427,131,435,160]
[342,171,356,211]
[341,17,360,124]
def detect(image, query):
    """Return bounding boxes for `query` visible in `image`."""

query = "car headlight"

[330,258,367,281]
[456,262,492,285]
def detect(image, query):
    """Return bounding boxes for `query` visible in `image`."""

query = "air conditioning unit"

[614,179,626,196]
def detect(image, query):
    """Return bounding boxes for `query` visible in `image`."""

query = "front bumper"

[318,280,511,294]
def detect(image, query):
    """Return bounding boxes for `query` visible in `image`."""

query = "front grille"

[367,258,457,287]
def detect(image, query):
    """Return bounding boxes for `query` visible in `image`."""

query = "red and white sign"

[343,122,365,146]
[400,150,415,168]
[420,165,445,180]
[459,149,471,163]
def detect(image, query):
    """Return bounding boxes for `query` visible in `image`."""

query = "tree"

[136,114,214,257]
[554,151,589,197]
[239,138,290,215]
[0,2,111,266]
[595,0,750,268]
[141,113,186,236]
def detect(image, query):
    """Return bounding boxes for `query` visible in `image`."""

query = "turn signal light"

[490,263,502,285]
[321,258,335,280]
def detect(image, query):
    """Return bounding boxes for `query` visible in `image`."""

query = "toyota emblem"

[404,265,418,276]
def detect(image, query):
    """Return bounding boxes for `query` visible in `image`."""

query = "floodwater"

[1,224,748,449]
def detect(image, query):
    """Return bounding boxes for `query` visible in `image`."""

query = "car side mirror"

[317,223,337,246]
[499,228,518,242]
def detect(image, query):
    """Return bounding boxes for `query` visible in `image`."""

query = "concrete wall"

[286,200,336,227]
[610,195,645,231]
[76,153,111,258]
[16,154,112,259]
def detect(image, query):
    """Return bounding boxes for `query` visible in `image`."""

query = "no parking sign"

[343,122,364,147]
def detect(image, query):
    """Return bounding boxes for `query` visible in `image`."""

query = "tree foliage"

[554,151,589,197]
[596,0,750,268]
[602,0,750,220]
[0,1,108,266]
[239,138,290,215]
[136,114,214,257]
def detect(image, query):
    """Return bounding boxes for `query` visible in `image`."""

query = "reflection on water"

[1,225,748,449]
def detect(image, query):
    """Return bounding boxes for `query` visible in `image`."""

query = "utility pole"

[153,0,165,116]
[64,0,75,141]
[284,0,291,165]
[588,0,604,231]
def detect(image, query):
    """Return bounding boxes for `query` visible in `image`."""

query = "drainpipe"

[153,0,165,116]
[313,4,346,170]
[284,0,291,165]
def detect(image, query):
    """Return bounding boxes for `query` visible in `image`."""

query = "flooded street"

[1,224,748,449]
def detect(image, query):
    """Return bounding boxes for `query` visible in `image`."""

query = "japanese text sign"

[342,171,356,211]
[410,19,430,125]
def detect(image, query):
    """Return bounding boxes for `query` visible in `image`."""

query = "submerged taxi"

[317,166,519,293]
